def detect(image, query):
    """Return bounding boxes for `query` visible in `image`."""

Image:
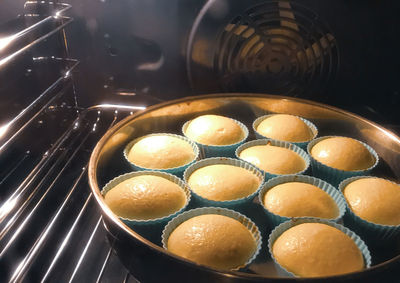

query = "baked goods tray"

[88,93,400,282]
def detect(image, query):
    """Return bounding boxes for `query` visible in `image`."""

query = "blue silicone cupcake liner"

[161,207,262,271]
[101,171,191,242]
[339,176,400,241]
[235,139,311,181]
[307,136,379,187]
[258,175,346,227]
[123,133,200,178]
[268,218,372,277]
[182,117,249,158]
[183,157,264,213]
[252,114,318,150]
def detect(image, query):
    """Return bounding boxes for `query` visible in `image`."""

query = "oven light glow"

[98,104,146,110]
[318,150,329,158]
[0,122,10,138]
[381,128,400,144]
[142,136,168,151]
[0,197,18,222]
[0,35,17,52]
[136,55,164,71]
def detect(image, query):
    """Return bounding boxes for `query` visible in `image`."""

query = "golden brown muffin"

[185,115,244,145]
[239,144,305,174]
[256,114,314,142]
[127,135,195,169]
[272,223,364,277]
[343,177,400,225]
[167,214,256,270]
[264,182,339,218]
[310,137,375,171]
[187,164,261,201]
[104,175,186,220]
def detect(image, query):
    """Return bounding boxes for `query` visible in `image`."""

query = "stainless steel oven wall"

[64,0,400,126]
[65,0,207,107]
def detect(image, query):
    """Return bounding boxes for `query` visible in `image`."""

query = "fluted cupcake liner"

[307,136,379,187]
[235,139,311,181]
[252,114,318,150]
[123,133,200,178]
[183,157,264,213]
[339,176,400,242]
[101,171,191,243]
[161,207,262,271]
[258,175,346,227]
[182,117,249,158]
[268,218,372,277]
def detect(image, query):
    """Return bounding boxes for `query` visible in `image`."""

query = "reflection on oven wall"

[65,0,204,107]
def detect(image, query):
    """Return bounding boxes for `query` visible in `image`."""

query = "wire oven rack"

[0,105,143,283]
[0,1,143,282]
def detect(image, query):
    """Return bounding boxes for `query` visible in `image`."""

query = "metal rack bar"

[61,204,111,283]
[97,251,132,283]
[0,103,146,281]
[0,58,79,153]
[24,1,72,16]
[95,246,113,283]
[0,15,72,67]
[0,114,98,254]
[124,273,140,283]
[9,167,88,282]
[68,216,103,283]
[39,110,123,282]
[0,113,82,228]
[67,110,122,283]
[0,151,30,186]
[0,2,72,67]
[123,273,131,283]
[40,193,93,283]
[0,128,92,255]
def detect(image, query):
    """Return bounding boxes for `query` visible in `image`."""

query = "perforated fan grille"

[213,1,339,95]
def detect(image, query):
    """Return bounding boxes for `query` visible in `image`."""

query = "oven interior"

[0,0,399,282]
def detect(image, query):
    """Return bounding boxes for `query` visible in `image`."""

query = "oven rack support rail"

[0,105,143,282]
[0,57,79,153]
[0,1,79,154]
[0,2,143,281]
[0,1,73,68]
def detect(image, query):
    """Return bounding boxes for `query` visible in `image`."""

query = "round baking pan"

[88,94,400,282]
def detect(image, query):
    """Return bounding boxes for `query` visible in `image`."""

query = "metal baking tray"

[88,94,400,282]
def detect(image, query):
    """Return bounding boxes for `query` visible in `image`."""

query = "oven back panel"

[64,0,400,124]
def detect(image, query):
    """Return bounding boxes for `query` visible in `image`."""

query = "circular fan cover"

[187,0,339,96]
